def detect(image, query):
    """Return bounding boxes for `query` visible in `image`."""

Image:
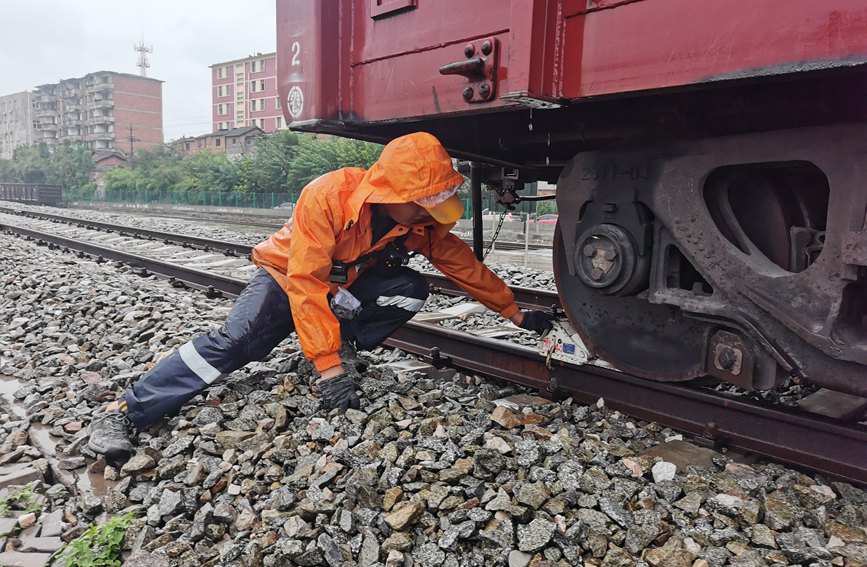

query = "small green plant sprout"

[50,512,137,567]
[0,484,43,518]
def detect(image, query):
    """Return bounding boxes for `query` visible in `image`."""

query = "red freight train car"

[276,0,867,398]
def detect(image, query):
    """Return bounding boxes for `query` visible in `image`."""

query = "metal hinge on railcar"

[439,38,500,104]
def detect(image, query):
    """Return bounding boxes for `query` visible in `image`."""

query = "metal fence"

[63,188,556,218]
[65,189,300,209]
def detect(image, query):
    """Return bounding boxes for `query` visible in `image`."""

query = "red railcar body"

[276,0,867,398]
[278,0,867,162]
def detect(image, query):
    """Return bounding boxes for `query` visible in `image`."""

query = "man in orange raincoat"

[87,132,556,461]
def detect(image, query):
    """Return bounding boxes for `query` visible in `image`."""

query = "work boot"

[87,410,135,462]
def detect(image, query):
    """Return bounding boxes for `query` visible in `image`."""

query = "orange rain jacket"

[252,132,520,372]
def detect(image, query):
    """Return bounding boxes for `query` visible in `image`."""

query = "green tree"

[10,144,51,183]
[2,132,388,201]
[129,146,185,192]
[103,166,142,192]
[244,130,299,193]
[535,199,558,215]
[45,142,94,188]
[234,155,255,194]
[287,135,382,189]
[330,137,383,169]
[178,151,239,193]
[0,158,15,181]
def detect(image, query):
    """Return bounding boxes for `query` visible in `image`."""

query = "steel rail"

[0,223,247,297]
[0,219,555,307]
[0,206,255,257]
[425,276,561,310]
[0,206,552,256]
[4,219,862,482]
[66,206,290,231]
[0,207,559,309]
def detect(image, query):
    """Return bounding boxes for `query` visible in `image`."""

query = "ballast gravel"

[0,225,865,567]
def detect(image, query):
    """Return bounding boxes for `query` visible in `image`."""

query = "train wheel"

[551,122,867,396]
[553,222,711,381]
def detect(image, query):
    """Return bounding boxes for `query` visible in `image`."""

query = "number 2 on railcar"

[275,0,867,398]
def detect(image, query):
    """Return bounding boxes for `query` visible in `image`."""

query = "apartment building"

[0,92,35,159]
[211,52,286,133]
[30,71,163,154]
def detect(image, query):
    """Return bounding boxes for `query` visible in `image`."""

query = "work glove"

[518,310,557,335]
[317,372,361,412]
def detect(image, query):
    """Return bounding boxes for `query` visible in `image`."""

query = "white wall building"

[0,92,34,160]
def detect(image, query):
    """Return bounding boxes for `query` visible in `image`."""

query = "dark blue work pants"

[119,267,429,429]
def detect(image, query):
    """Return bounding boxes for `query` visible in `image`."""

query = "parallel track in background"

[0,206,559,307]
[0,205,554,252]
[0,206,255,256]
[2,213,865,484]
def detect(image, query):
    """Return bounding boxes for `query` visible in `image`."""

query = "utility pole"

[129,124,140,165]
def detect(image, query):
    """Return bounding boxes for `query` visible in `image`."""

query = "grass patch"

[0,484,43,518]
[51,512,137,567]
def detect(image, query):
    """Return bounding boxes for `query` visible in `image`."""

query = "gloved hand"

[316,372,361,411]
[518,310,557,335]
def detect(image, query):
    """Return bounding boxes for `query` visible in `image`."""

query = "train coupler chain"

[482,209,509,261]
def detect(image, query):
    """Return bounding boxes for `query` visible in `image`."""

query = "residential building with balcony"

[211,53,286,134]
[29,71,163,154]
[0,92,35,160]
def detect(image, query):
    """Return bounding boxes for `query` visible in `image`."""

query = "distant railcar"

[276,0,867,398]
[0,183,63,207]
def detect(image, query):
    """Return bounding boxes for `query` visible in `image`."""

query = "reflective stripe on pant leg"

[119,269,294,429]
[375,295,426,312]
[118,346,212,429]
[343,267,429,350]
[178,341,223,384]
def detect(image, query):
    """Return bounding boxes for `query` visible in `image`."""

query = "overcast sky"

[0,0,276,141]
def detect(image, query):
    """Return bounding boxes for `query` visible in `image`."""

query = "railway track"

[1,211,865,484]
[0,208,556,306]
[0,204,554,253]
[65,206,294,231]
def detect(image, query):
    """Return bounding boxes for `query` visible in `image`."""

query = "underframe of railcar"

[292,67,867,180]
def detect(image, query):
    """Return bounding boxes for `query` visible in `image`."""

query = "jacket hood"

[348,133,464,215]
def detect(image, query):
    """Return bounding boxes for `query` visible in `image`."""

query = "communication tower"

[134,37,153,77]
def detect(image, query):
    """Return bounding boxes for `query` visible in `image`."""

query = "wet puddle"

[0,374,27,419]
[0,374,116,497]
